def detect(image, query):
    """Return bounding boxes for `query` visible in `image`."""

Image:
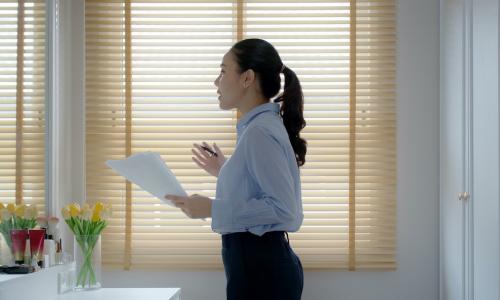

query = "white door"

[472,0,500,299]
[440,0,467,299]
[441,1,500,299]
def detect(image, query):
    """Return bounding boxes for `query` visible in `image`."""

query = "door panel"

[440,0,465,299]
[472,0,500,299]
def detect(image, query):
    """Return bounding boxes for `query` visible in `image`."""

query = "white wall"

[60,0,441,299]
[57,0,86,257]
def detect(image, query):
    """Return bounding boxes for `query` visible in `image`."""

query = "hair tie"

[280,64,286,73]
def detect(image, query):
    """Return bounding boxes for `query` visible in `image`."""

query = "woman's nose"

[214,75,220,87]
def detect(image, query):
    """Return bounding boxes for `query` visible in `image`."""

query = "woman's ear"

[241,69,256,88]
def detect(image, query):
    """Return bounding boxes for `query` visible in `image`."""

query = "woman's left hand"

[165,194,212,219]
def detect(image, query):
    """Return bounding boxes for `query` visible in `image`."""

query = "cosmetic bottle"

[43,234,56,267]
[29,228,45,268]
[10,229,28,265]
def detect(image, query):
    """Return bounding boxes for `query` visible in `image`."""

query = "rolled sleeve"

[211,197,230,233]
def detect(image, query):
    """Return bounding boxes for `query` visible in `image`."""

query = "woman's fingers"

[193,143,211,159]
[181,208,193,218]
[192,147,214,164]
[192,156,205,170]
[191,148,207,161]
[203,142,219,157]
[192,142,221,176]
[213,143,222,156]
[202,141,213,152]
[165,195,186,208]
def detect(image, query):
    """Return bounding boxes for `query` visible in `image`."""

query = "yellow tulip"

[81,203,92,220]
[0,209,12,221]
[7,203,16,213]
[101,203,112,220]
[15,204,25,218]
[69,203,81,218]
[91,202,104,222]
[61,206,70,219]
[24,205,38,219]
[0,203,5,210]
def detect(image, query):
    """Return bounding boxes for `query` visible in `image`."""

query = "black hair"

[231,38,307,166]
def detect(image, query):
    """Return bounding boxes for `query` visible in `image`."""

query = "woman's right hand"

[191,142,226,177]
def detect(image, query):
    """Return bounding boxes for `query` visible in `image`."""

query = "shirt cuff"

[211,198,231,234]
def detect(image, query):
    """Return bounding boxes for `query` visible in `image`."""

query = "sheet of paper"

[106,152,187,206]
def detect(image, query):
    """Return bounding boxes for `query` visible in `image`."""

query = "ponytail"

[274,66,307,166]
[230,38,307,166]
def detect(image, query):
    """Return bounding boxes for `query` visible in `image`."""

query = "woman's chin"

[217,98,237,111]
[218,101,230,110]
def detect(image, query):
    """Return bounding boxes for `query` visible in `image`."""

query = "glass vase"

[74,234,101,291]
[10,229,28,264]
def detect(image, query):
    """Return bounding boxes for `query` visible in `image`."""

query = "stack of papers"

[106,152,187,206]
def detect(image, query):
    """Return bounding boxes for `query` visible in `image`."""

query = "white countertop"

[0,264,72,299]
[52,288,181,300]
[1,265,181,300]
[0,273,24,283]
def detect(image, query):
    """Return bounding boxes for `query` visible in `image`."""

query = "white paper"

[106,152,187,206]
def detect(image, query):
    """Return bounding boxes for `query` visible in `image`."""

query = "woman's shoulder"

[247,111,286,133]
[243,121,287,149]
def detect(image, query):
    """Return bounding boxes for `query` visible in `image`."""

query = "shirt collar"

[236,102,280,133]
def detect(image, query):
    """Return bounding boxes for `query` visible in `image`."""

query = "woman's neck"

[237,94,268,117]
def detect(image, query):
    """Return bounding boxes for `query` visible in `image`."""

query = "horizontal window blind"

[86,0,236,269]
[0,0,46,209]
[85,0,395,270]
[0,0,46,258]
[244,0,396,270]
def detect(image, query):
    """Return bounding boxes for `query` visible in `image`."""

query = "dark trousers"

[221,231,304,300]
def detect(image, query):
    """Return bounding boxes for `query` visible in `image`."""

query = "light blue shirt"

[211,102,304,236]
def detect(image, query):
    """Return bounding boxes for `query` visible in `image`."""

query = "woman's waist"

[222,230,289,246]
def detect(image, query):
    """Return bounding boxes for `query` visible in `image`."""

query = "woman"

[166,38,306,300]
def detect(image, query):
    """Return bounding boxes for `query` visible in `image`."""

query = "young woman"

[166,38,306,300]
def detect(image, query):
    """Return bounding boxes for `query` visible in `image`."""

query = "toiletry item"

[43,254,49,268]
[29,228,45,267]
[54,238,63,265]
[43,238,56,267]
[10,229,28,264]
[47,216,59,238]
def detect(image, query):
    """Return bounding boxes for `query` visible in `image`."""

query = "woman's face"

[214,51,245,110]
